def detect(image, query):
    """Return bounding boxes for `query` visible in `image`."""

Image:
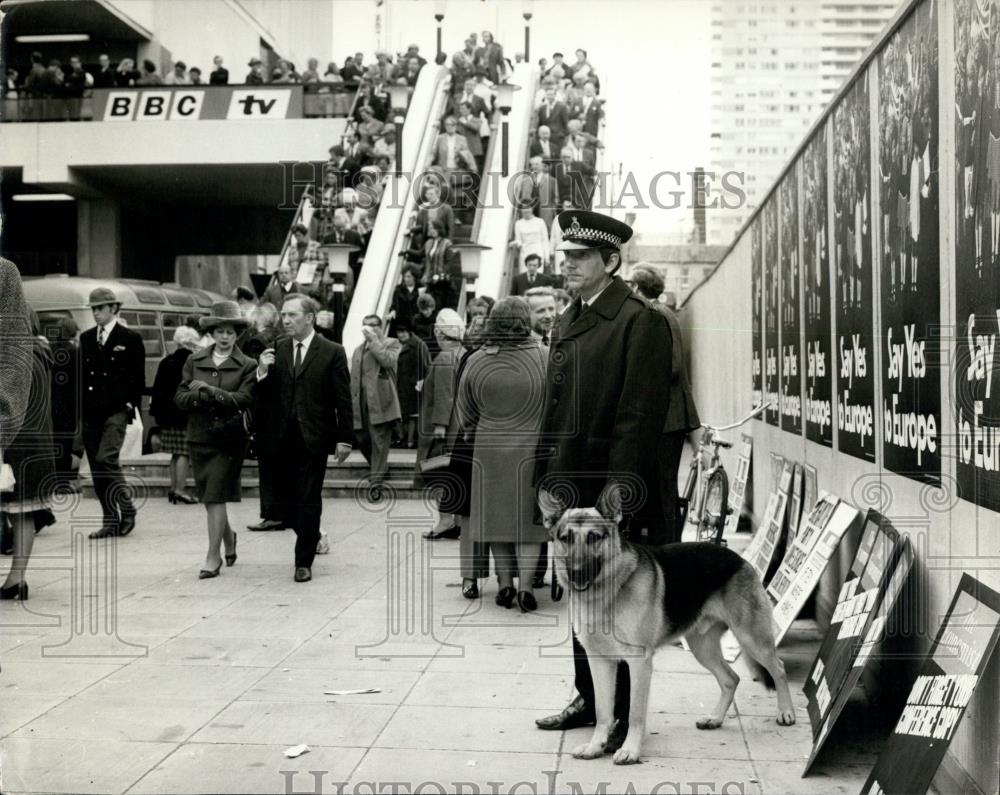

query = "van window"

[37,310,72,341]
[120,310,164,357]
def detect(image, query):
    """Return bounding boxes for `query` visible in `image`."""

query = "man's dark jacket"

[79,321,145,423]
[254,333,353,454]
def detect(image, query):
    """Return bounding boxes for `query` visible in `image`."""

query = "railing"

[267,185,317,293]
[0,84,358,123]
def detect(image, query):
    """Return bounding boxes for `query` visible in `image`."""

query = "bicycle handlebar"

[703,402,771,434]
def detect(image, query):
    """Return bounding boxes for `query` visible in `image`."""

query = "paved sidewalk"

[1,495,884,794]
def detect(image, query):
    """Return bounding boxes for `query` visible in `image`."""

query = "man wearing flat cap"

[80,287,146,538]
[533,210,673,752]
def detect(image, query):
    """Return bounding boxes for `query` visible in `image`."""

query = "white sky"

[331,0,712,242]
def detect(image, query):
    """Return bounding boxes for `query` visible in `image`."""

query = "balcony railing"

[0,83,359,123]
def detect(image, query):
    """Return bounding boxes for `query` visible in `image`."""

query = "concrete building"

[622,242,728,303]
[0,0,342,281]
[708,0,898,245]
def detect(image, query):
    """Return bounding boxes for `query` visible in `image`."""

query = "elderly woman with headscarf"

[418,308,465,541]
[150,326,203,505]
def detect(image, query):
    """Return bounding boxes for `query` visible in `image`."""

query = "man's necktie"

[294,342,303,376]
[542,332,550,346]
[528,274,535,285]
[98,326,106,346]
[565,297,584,325]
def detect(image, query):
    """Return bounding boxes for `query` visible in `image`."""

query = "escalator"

[341,64,454,356]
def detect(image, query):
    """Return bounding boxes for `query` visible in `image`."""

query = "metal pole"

[502,113,509,177]
[333,281,346,343]
[395,117,405,175]
[524,25,530,61]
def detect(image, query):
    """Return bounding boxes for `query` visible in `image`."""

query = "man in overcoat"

[533,211,673,750]
[255,295,353,582]
[80,287,146,538]
[350,315,402,491]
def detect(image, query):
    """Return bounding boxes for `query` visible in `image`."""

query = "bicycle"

[678,403,770,545]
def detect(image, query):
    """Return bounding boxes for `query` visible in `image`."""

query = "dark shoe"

[531,575,546,589]
[198,564,222,580]
[167,491,177,504]
[517,590,538,613]
[495,586,517,609]
[174,491,199,505]
[118,514,136,537]
[88,525,117,539]
[0,581,28,601]
[462,579,479,599]
[424,526,461,540]
[604,719,628,753]
[535,695,595,730]
[294,567,312,583]
[225,532,238,567]
[248,519,284,532]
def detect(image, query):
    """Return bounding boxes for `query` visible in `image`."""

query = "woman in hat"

[150,326,203,505]
[174,301,256,579]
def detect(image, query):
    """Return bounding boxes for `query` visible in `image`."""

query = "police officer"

[533,210,673,750]
[80,287,146,538]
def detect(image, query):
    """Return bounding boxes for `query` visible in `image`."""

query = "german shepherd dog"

[539,487,796,765]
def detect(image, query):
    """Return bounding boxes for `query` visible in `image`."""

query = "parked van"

[22,275,227,448]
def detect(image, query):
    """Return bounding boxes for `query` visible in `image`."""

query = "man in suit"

[554,148,594,210]
[537,86,570,152]
[432,116,477,174]
[262,262,302,309]
[510,254,555,296]
[628,265,701,543]
[533,211,672,749]
[530,126,558,169]
[448,77,489,121]
[515,155,560,227]
[321,211,363,292]
[255,295,353,582]
[80,288,146,539]
[572,82,604,137]
[350,316,401,493]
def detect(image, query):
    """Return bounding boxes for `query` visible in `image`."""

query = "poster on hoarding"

[752,220,764,414]
[954,0,1000,510]
[877,1,941,484]
[802,124,834,447]
[780,174,803,435]
[832,72,877,463]
[764,200,781,426]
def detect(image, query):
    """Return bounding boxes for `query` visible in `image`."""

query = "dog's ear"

[596,483,624,525]
[537,488,566,530]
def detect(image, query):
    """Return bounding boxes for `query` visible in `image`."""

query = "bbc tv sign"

[93,86,303,121]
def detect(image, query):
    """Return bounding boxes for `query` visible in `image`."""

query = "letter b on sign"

[104,92,135,121]
[138,92,171,119]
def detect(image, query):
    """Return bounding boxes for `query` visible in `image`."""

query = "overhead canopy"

[0,0,152,43]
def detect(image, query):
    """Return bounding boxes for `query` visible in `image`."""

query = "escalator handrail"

[468,106,504,243]
[271,185,315,287]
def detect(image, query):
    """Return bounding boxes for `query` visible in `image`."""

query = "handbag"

[418,437,451,474]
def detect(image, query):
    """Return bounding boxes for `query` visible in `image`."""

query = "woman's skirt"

[189,443,247,504]
[159,426,189,456]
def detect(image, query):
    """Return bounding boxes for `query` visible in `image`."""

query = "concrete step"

[83,475,424,501]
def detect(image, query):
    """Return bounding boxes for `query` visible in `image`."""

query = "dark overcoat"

[534,276,673,523]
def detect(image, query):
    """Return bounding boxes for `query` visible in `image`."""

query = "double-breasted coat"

[534,276,673,525]
[173,346,256,449]
[79,321,145,424]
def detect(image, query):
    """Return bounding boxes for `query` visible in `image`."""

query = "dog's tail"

[743,654,776,691]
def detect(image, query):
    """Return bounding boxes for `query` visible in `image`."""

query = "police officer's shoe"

[294,567,312,583]
[88,525,117,539]
[534,694,595,730]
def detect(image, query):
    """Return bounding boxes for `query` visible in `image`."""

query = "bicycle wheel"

[698,467,730,544]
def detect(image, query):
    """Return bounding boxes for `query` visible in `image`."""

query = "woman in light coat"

[455,297,547,611]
